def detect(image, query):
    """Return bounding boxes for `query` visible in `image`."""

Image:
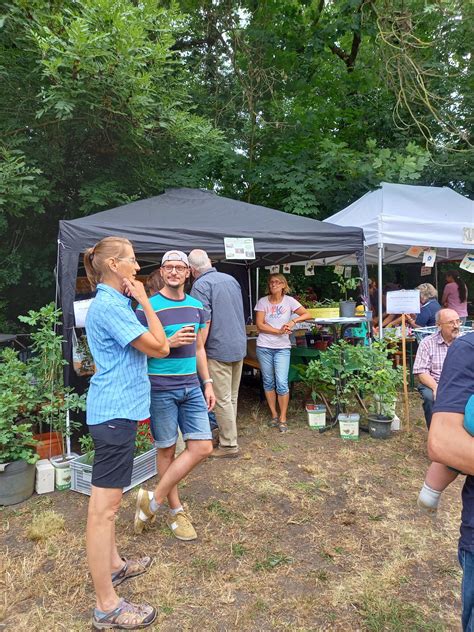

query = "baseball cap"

[161,250,189,266]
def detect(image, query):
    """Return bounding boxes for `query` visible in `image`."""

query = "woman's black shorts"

[88,419,137,489]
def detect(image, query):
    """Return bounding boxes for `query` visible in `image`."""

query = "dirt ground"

[0,382,463,631]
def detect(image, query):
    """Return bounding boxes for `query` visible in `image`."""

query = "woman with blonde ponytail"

[83,236,169,630]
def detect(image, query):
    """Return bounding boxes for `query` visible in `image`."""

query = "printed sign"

[305,261,315,276]
[422,248,436,267]
[406,246,423,258]
[420,266,432,277]
[386,290,420,315]
[344,266,352,279]
[460,253,474,274]
[334,265,344,276]
[73,299,94,327]
[270,265,280,274]
[463,227,474,245]
[224,237,255,260]
[283,263,291,274]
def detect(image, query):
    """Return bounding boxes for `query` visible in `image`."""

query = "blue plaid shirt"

[85,284,150,425]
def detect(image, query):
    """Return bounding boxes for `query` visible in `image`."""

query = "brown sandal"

[111,556,153,587]
[92,599,157,629]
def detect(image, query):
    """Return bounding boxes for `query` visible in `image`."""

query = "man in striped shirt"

[412,308,462,429]
[134,251,215,540]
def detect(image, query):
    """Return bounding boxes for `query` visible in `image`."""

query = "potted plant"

[72,333,95,376]
[358,340,403,439]
[0,348,39,505]
[18,304,86,461]
[305,299,340,319]
[71,420,157,495]
[331,273,361,318]
[301,340,364,438]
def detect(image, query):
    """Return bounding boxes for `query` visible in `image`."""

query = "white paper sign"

[224,237,255,260]
[422,248,436,267]
[386,290,420,315]
[406,246,423,258]
[420,266,432,277]
[74,299,94,327]
[463,227,474,245]
[283,263,291,273]
[344,266,352,279]
[334,265,344,275]
[460,253,474,274]
[305,261,315,276]
[270,265,280,274]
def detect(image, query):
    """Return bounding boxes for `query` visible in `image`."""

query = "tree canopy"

[0,0,472,324]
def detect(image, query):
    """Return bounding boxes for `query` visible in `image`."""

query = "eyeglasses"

[269,281,284,286]
[116,256,137,264]
[440,319,461,326]
[162,264,188,273]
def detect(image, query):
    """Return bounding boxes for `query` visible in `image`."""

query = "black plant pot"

[367,414,393,440]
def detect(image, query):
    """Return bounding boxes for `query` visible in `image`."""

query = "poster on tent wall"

[386,290,420,315]
[460,253,474,274]
[224,237,255,260]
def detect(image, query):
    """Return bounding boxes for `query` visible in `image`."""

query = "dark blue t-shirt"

[416,299,441,327]
[433,332,474,551]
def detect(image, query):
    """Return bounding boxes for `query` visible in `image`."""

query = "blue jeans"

[417,384,434,429]
[149,387,212,448]
[459,548,474,631]
[256,347,291,395]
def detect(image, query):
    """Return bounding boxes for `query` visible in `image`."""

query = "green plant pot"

[0,460,35,505]
[368,414,393,440]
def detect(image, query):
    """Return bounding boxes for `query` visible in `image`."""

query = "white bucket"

[338,413,360,440]
[306,405,326,429]
[50,453,79,491]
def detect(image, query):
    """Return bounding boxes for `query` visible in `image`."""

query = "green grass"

[232,543,247,558]
[191,557,218,573]
[360,595,444,632]
[254,551,294,572]
[207,499,243,523]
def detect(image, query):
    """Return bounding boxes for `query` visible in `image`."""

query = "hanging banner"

[422,248,436,267]
[460,253,474,274]
[386,290,420,315]
[406,246,424,258]
[224,237,255,260]
[462,228,474,245]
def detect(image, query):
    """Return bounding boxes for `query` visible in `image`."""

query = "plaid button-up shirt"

[412,330,452,383]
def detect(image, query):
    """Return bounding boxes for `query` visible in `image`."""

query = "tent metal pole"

[256,267,260,305]
[247,265,253,324]
[55,239,71,457]
[378,243,383,340]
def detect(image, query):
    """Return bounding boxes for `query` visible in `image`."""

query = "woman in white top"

[254,274,311,432]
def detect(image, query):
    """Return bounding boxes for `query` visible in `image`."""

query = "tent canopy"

[323,182,474,265]
[58,187,366,364]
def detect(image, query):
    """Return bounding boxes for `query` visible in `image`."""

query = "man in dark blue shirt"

[429,332,474,631]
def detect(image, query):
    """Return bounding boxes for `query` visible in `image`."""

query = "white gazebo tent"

[323,182,474,326]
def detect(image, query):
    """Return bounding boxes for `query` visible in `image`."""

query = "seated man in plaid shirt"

[412,308,462,429]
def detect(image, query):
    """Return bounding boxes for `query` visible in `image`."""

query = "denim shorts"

[256,346,291,395]
[88,418,137,489]
[150,386,212,448]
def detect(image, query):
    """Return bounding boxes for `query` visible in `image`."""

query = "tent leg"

[247,265,253,324]
[378,244,383,340]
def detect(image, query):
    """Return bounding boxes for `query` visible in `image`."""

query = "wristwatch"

[202,378,214,385]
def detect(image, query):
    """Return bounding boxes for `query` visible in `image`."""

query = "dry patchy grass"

[0,385,462,631]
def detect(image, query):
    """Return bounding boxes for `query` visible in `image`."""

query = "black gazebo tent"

[58,187,367,365]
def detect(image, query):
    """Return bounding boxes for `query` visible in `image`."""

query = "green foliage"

[0,348,39,464]
[356,340,403,417]
[331,273,362,301]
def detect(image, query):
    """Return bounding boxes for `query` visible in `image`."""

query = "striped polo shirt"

[85,283,150,425]
[136,292,205,391]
